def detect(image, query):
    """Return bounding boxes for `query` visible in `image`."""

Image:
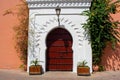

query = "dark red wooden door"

[46,28,73,71]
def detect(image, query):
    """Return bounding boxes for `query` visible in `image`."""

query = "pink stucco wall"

[101,42,120,71]
[101,1,120,71]
[0,0,22,69]
[0,0,120,71]
[101,12,120,71]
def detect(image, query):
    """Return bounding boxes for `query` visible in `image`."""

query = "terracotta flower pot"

[93,65,99,72]
[77,66,90,76]
[29,65,42,75]
[24,65,27,71]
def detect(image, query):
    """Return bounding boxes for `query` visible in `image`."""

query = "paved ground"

[0,69,120,80]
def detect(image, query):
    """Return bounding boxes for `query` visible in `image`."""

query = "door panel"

[46,28,73,71]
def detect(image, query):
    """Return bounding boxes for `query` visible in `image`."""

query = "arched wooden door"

[46,28,73,71]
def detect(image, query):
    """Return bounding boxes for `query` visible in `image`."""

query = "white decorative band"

[27,0,92,9]
[27,0,92,2]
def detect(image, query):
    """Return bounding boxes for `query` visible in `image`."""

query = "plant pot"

[77,67,90,76]
[29,65,42,75]
[93,65,99,72]
[24,65,27,71]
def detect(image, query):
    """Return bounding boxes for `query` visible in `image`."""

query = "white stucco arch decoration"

[27,0,92,73]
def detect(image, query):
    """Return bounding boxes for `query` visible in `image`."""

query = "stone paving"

[0,69,120,80]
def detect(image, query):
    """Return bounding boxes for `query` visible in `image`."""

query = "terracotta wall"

[0,0,22,69]
[101,43,120,70]
[0,0,120,71]
[101,1,120,71]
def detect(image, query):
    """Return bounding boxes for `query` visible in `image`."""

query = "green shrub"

[82,0,120,65]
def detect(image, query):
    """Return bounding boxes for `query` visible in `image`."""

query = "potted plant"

[92,65,99,72]
[77,60,90,76]
[29,58,42,75]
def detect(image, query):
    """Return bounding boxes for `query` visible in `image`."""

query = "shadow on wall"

[101,42,120,71]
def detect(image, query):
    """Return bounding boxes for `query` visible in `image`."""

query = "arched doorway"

[46,28,73,71]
